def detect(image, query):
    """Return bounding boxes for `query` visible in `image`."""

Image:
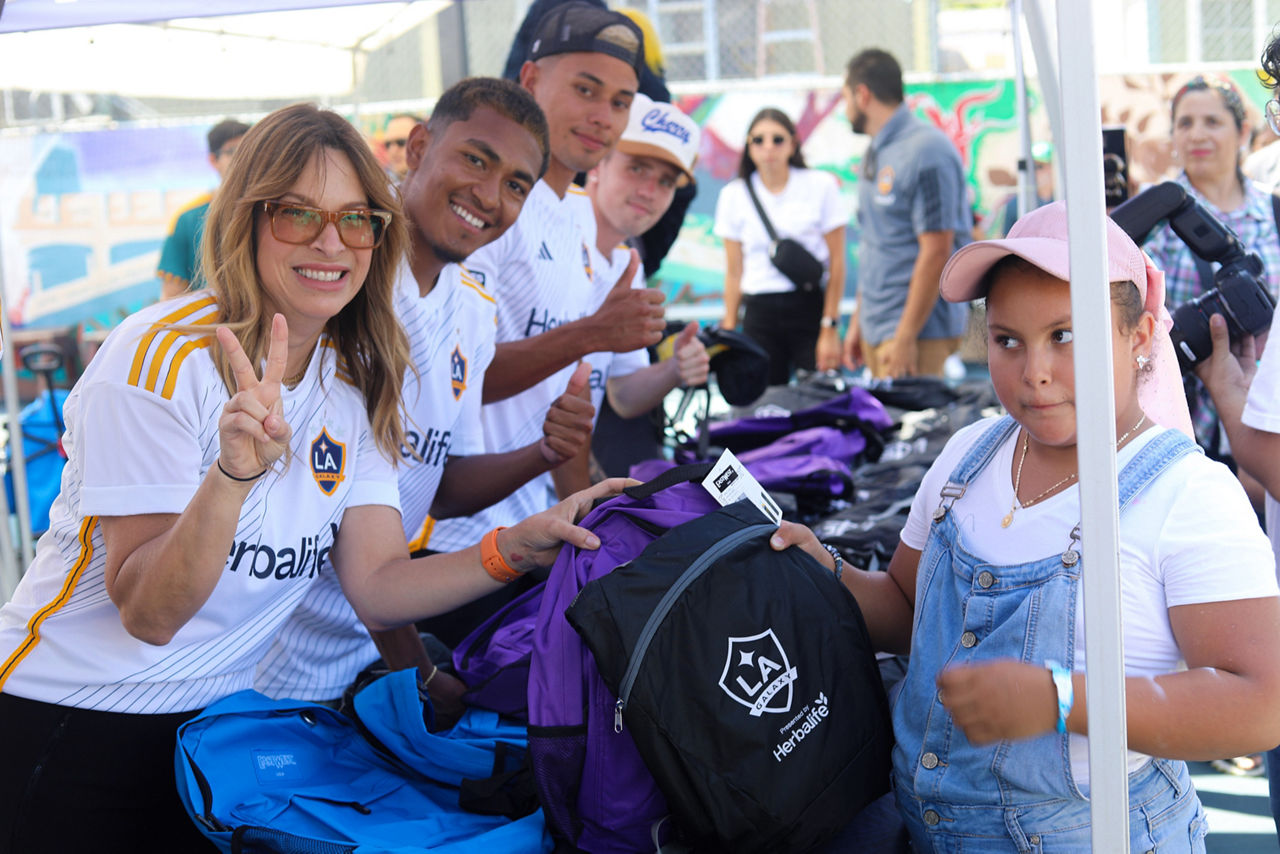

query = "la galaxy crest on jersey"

[450,344,467,401]
[311,427,346,495]
[581,242,593,281]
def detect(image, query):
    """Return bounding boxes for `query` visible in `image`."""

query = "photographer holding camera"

[1196,37,1280,834]
[1144,74,1280,459]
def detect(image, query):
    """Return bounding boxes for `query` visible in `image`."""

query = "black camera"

[1111,182,1275,372]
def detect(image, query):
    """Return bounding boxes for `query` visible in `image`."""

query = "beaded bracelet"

[821,543,844,582]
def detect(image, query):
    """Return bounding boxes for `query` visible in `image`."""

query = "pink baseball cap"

[940,200,1193,437]
[941,200,1152,305]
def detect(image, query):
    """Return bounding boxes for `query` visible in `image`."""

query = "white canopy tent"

[0,1,451,100]
[0,0,419,32]
[0,0,1135,847]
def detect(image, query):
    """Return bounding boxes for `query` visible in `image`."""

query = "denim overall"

[893,416,1208,853]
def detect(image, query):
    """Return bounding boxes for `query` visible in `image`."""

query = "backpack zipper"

[614,521,775,733]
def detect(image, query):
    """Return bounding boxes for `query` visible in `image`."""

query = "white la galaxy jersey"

[579,233,650,418]
[394,261,496,547]
[430,180,596,552]
[0,293,399,713]
[254,261,496,701]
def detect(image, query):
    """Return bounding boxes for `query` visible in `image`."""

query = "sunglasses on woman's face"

[749,133,788,147]
[260,201,392,249]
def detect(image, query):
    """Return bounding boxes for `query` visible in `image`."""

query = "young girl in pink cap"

[779,200,1280,852]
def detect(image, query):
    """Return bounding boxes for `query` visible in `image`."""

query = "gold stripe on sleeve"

[0,517,97,690]
[127,295,217,387]
[159,337,214,400]
[407,515,436,554]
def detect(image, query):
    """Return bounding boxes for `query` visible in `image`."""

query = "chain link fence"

[6,0,1280,130]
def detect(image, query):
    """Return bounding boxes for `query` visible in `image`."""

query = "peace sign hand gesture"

[215,313,294,479]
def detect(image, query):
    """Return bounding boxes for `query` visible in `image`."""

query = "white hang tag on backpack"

[701,448,782,525]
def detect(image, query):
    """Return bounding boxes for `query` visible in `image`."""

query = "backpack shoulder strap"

[624,462,716,500]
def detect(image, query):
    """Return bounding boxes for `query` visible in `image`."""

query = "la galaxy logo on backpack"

[719,628,796,717]
[450,344,467,400]
[310,427,345,495]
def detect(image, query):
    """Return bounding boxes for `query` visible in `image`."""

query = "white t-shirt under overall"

[0,293,399,714]
[899,416,1277,786]
[253,262,496,701]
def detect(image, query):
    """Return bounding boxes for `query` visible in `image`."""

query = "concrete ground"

[1193,761,1279,853]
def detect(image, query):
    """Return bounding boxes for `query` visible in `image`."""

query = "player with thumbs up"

[558,92,708,489]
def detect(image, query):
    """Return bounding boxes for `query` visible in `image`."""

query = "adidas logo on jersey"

[226,522,338,581]
[537,241,554,261]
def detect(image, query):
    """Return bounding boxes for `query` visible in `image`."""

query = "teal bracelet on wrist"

[1045,660,1074,734]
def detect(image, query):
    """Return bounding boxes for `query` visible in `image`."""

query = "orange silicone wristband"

[481,527,521,584]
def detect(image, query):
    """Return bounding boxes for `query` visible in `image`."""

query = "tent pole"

[1022,0,1064,198]
[0,230,34,573]
[0,226,21,596]
[1010,0,1035,221]
[1056,0,1131,849]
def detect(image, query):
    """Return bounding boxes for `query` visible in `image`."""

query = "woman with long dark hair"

[714,107,847,387]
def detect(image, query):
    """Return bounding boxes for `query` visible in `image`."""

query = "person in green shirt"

[156,118,250,299]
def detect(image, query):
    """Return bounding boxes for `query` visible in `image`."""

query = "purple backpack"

[702,387,893,456]
[452,464,721,852]
[637,434,855,505]
[451,582,545,720]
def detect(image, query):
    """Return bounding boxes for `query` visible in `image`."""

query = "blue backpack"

[174,669,550,854]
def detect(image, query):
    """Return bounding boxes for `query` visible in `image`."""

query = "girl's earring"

[1136,354,1152,371]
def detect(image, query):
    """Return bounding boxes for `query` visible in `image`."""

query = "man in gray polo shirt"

[840,48,972,379]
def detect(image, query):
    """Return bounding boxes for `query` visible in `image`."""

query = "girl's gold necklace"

[1001,414,1147,529]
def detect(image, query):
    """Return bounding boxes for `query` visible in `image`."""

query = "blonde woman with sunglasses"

[0,103,625,854]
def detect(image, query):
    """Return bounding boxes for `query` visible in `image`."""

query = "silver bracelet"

[416,664,439,701]
[821,543,844,582]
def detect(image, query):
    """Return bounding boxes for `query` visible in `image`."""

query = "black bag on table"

[566,499,893,854]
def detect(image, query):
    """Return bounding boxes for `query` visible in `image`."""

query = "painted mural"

[1,68,1273,342]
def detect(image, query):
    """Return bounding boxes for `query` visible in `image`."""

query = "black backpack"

[566,499,893,854]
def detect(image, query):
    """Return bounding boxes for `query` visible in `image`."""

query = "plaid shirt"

[1142,173,1280,451]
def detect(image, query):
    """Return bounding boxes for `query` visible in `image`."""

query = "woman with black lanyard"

[714,107,847,388]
